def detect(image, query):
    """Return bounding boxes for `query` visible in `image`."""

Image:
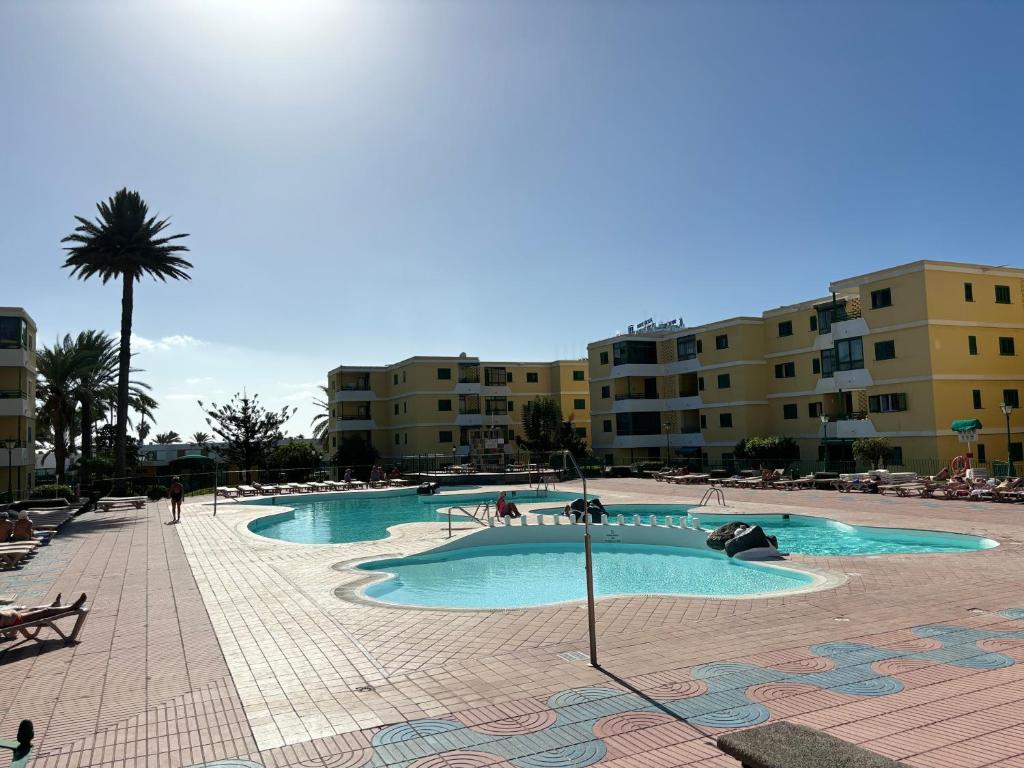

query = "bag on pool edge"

[724,525,773,558]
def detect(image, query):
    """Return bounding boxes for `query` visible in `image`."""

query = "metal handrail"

[446,504,489,538]
[551,449,598,668]
[699,487,726,506]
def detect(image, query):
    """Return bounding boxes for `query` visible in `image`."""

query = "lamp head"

[1001,402,1014,416]
[819,414,829,424]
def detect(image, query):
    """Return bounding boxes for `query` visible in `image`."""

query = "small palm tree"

[191,431,211,445]
[137,420,151,443]
[154,431,182,444]
[311,385,331,450]
[62,189,192,484]
[36,337,94,484]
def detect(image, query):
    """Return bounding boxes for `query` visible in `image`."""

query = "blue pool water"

[246,489,580,544]
[529,504,997,556]
[358,542,814,609]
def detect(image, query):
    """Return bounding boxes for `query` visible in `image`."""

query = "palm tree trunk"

[80,395,93,485]
[115,275,134,489]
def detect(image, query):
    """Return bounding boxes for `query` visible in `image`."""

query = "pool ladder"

[698,487,726,507]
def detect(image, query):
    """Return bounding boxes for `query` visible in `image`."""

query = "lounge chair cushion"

[716,722,908,768]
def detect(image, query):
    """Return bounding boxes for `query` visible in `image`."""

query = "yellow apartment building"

[327,356,590,462]
[0,307,37,500]
[588,261,1024,470]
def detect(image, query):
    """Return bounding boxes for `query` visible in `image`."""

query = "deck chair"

[1,607,89,647]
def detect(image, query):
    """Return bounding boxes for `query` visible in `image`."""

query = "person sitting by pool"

[0,515,12,543]
[11,511,34,542]
[343,467,354,484]
[496,491,521,518]
[369,466,382,486]
[563,498,606,522]
[0,593,87,629]
[388,466,402,480]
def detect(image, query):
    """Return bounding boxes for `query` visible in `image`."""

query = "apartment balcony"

[455,381,482,394]
[815,367,874,393]
[0,349,32,369]
[822,413,878,439]
[481,414,511,426]
[333,389,376,402]
[480,385,511,396]
[611,434,667,449]
[664,395,702,411]
[335,418,377,431]
[456,413,483,426]
[663,358,700,375]
[0,391,32,418]
[605,363,666,379]
[612,393,664,413]
[669,432,706,448]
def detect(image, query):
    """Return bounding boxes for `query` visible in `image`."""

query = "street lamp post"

[819,413,829,470]
[1,438,14,501]
[1001,402,1015,477]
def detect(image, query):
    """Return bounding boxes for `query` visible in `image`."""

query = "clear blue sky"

[2,0,1022,436]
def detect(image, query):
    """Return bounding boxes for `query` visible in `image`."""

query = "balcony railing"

[0,389,27,399]
[485,408,508,416]
[458,371,480,384]
[337,383,370,391]
[459,406,481,415]
[822,411,868,422]
[614,392,661,400]
[340,413,371,420]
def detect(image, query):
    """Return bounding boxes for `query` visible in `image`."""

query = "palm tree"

[154,431,182,444]
[311,385,331,450]
[61,189,192,485]
[191,431,211,445]
[36,338,94,484]
[137,420,151,444]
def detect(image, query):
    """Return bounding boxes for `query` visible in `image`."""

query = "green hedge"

[146,485,168,501]
[31,484,75,502]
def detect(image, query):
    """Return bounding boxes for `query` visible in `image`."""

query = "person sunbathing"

[0,516,12,542]
[0,593,87,629]
[11,511,33,542]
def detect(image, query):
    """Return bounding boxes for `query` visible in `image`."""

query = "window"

[573,370,585,381]
[404,432,408,444]
[812,357,821,374]
[995,285,1012,304]
[676,334,697,360]
[403,402,407,414]
[603,419,612,433]
[719,413,733,428]
[968,335,978,355]
[874,340,896,360]
[820,349,836,377]
[393,403,399,415]
[507,400,514,410]
[612,340,657,365]
[601,385,610,399]
[438,399,452,412]
[778,320,793,337]
[977,443,986,463]
[870,288,892,309]
[808,401,823,418]
[868,392,908,413]
[698,377,705,391]
[835,337,864,371]
[1012,442,1024,462]
[599,352,609,365]
[402,371,406,383]
[783,403,798,420]
[615,412,662,435]
[717,373,731,389]
[888,446,903,466]
[774,362,796,379]
[715,334,729,350]
[972,390,982,409]
[575,427,587,438]
[574,398,586,410]
[437,367,451,380]
[526,371,538,383]
[506,372,513,383]
[393,374,398,385]
[394,433,400,445]
[809,315,818,332]
[700,414,707,429]
[439,430,453,443]
[964,282,974,302]
[999,337,1015,356]
[1004,389,1020,409]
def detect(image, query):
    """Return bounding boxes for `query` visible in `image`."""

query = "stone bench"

[716,722,908,768]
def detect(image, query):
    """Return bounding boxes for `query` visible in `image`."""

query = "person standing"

[168,476,184,524]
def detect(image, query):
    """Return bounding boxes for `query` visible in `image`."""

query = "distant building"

[0,307,37,498]
[588,260,1024,468]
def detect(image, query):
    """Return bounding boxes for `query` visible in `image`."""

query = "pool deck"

[4,478,1024,767]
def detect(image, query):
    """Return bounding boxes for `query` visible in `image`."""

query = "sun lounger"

[254,484,280,495]
[1,606,90,647]
[216,486,239,499]
[0,546,37,569]
[97,496,147,511]
[236,485,258,496]
[772,475,814,490]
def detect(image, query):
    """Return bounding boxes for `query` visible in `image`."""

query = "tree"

[191,431,211,445]
[154,431,181,444]
[733,436,801,468]
[199,393,296,472]
[36,337,94,484]
[268,441,321,481]
[516,397,589,457]
[331,436,379,478]
[310,385,331,450]
[137,420,151,443]
[62,188,192,486]
[853,437,891,469]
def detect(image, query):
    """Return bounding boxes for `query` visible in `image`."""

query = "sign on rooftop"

[626,317,685,335]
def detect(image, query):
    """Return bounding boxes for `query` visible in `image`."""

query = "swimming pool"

[526,504,997,556]
[246,489,580,544]
[357,542,816,609]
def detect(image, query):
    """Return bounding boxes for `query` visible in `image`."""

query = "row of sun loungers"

[0,505,80,569]
[217,479,411,498]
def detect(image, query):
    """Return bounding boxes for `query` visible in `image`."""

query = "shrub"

[147,485,168,501]
[31,484,75,502]
[853,437,891,469]
[605,465,633,478]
